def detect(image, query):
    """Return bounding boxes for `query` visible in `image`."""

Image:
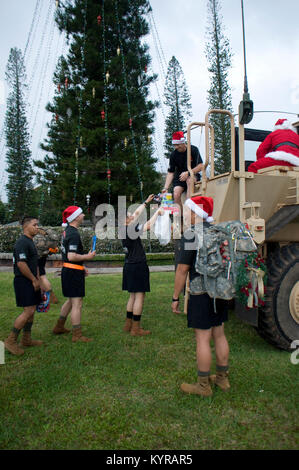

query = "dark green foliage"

[164,56,192,157]
[206,0,233,174]
[35,0,160,215]
[4,48,34,220]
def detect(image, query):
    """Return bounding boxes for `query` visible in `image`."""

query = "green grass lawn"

[0,272,297,450]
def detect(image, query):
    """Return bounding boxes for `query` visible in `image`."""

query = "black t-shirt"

[13,235,38,278]
[61,225,84,265]
[176,223,210,281]
[121,223,146,264]
[168,145,203,180]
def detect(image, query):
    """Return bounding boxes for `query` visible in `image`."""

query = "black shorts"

[14,277,41,308]
[38,257,47,276]
[122,262,150,293]
[187,294,228,330]
[173,174,201,191]
[61,267,85,298]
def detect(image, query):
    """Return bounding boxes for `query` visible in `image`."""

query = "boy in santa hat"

[172,196,230,397]
[52,206,96,342]
[248,118,299,173]
[162,131,204,209]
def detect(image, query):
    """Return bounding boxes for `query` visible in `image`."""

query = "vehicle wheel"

[258,243,299,351]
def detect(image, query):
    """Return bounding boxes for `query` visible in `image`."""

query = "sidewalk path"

[0,266,175,275]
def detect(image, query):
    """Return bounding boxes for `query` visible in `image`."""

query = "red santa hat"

[62,206,83,227]
[274,118,293,131]
[185,196,214,222]
[172,131,186,145]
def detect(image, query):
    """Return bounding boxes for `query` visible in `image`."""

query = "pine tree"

[35,0,160,215]
[205,0,233,174]
[163,56,192,157]
[4,47,34,220]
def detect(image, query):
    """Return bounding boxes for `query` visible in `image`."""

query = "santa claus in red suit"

[247,119,299,173]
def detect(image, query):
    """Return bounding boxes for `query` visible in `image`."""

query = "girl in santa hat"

[121,194,164,336]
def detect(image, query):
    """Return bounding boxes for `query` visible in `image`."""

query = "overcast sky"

[1,0,299,200]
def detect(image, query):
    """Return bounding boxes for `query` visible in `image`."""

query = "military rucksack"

[34,228,60,257]
[190,221,267,308]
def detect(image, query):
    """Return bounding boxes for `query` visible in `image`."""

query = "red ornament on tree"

[107,169,111,179]
[65,78,69,89]
[101,110,105,121]
[97,15,102,25]
[129,118,132,127]
[57,84,61,93]
[144,65,147,73]
[55,114,58,122]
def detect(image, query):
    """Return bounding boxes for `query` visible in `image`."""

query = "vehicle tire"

[257,243,299,351]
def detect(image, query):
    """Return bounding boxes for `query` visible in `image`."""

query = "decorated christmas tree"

[35,0,160,216]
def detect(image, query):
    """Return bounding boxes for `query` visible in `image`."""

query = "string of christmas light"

[73,0,88,205]
[0,0,45,186]
[130,0,168,174]
[114,0,144,202]
[30,12,56,137]
[101,0,111,205]
[24,0,42,63]
[26,0,54,108]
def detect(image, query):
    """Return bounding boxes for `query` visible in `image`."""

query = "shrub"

[0,226,175,254]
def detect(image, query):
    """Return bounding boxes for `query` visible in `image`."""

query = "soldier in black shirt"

[52,206,96,342]
[171,196,230,397]
[162,131,203,209]
[121,194,164,336]
[4,216,42,356]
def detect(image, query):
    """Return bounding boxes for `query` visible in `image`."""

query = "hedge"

[0,226,175,254]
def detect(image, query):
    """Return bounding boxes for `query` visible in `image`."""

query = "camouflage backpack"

[34,228,60,257]
[190,221,267,308]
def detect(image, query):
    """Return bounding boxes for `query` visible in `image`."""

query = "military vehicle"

[185,109,299,351]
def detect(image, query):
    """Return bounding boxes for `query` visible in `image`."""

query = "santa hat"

[62,206,83,227]
[274,119,294,131]
[172,131,186,145]
[185,196,214,223]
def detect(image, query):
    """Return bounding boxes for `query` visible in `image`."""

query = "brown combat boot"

[52,317,70,334]
[210,370,230,391]
[123,318,132,333]
[20,331,43,347]
[130,321,151,337]
[4,331,24,356]
[180,376,213,397]
[72,327,93,343]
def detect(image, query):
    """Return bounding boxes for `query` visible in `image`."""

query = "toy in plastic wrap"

[36,291,50,313]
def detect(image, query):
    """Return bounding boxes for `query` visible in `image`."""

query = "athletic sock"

[12,327,21,336]
[23,322,33,332]
[216,365,229,372]
[133,315,141,322]
[197,370,210,377]
[126,311,133,319]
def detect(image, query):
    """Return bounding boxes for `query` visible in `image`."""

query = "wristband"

[172,297,179,302]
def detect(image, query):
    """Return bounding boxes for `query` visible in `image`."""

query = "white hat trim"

[67,207,83,223]
[265,151,299,167]
[172,138,186,144]
[185,198,214,222]
[274,120,295,131]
